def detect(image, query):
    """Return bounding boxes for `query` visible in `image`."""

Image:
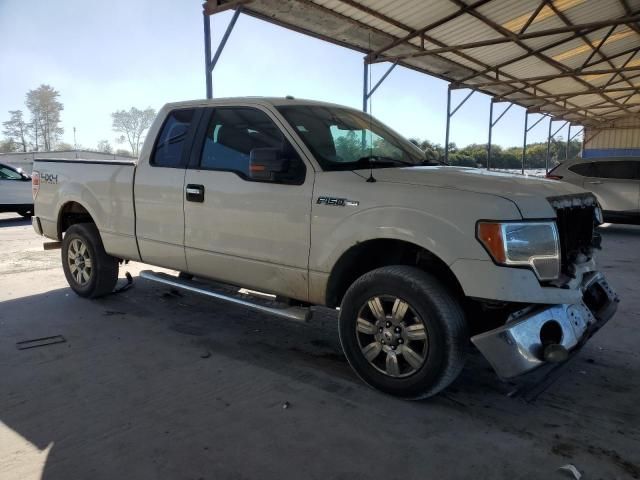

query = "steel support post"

[445,86,451,164]
[566,124,571,160]
[487,101,515,170]
[203,12,212,99]
[210,9,242,72]
[522,112,529,175]
[546,118,553,174]
[444,87,474,165]
[203,8,242,99]
[487,101,494,170]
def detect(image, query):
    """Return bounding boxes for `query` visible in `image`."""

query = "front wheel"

[339,266,468,399]
[61,223,119,298]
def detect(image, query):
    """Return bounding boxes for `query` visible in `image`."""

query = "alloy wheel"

[355,295,429,378]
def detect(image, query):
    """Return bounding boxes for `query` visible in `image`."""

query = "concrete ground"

[0,211,638,480]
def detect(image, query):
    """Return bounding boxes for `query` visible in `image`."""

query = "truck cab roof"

[162,96,356,111]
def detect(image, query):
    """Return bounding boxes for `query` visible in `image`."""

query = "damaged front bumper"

[471,271,618,379]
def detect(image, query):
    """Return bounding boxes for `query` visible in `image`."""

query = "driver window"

[199,107,305,184]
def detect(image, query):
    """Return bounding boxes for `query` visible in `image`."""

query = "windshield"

[276,105,431,171]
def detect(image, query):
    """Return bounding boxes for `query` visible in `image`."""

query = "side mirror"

[249,147,288,181]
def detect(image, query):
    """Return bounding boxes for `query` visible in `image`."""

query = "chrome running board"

[140,270,311,322]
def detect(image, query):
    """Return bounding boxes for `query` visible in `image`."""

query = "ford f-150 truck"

[31,97,618,399]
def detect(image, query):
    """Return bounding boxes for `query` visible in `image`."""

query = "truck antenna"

[366,33,376,183]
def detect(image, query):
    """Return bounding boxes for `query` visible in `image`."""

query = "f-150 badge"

[317,196,359,207]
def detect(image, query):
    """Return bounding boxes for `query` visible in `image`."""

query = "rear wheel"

[62,223,119,298]
[17,208,32,218]
[338,266,468,399]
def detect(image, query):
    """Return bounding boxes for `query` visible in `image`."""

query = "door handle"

[186,184,205,202]
[587,181,602,185]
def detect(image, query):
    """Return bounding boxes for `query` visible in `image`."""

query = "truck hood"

[363,166,586,218]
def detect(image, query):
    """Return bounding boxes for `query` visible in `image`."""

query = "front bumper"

[471,271,618,378]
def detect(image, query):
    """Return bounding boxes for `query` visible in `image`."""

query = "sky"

[0,0,576,151]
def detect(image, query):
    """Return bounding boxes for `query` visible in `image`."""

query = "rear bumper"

[471,271,618,378]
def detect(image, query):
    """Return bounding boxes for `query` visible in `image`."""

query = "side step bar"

[140,270,311,322]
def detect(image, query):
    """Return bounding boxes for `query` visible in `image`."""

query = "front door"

[183,106,313,301]
[0,164,32,210]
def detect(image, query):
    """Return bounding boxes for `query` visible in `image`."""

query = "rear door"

[134,108,201,271]
[183,105,313,300]
[583,160,639,214]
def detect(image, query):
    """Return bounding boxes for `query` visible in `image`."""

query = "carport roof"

[207,0,640,127]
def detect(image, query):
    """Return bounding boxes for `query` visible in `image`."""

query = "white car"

[0,162,33,217]
[547,157,640,224]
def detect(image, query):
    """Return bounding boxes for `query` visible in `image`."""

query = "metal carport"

[201,0,640,170]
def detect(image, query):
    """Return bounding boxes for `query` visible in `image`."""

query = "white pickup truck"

[31,97,618,399]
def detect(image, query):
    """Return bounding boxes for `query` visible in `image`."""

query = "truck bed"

[33,158,139,261]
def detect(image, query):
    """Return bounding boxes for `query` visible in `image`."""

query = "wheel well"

[325,239,464,308]
[57,202,95,239]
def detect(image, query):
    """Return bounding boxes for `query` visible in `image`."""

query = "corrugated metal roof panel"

[219,0,640,126]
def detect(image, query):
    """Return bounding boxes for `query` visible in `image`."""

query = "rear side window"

[151,109,195,168]
[591,161,637,180]
[568,163,593,177]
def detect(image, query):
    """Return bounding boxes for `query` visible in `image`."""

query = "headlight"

[594,205,604,225]
[477,221,560,281]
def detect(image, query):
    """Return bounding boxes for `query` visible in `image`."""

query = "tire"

[338,265,468,400]
[61,223,119,298]
[17,209,32,218]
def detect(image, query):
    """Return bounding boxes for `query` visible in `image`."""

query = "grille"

[548,194,597,274]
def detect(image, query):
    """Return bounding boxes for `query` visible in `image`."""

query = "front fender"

[310,194,522,274]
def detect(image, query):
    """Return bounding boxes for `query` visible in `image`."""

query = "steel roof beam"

[342,0,594,122]
[468,65,640,88]
[336,0,590,121]
[617,0,640,35]
[518,0,548,35]
[546,2,638,104]
[458,14,640,87]
[373,13,640,62]
[367,0,494,60]
[203,0,251,15]
[447,0,636,117]
[498,84,640,102]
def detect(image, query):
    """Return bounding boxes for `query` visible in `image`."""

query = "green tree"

[0,138,18,153]
[2,110,30,152]
[26,84,64,151]
[334,130,361,163]
[112,107,156,157]
[97,139,113,154]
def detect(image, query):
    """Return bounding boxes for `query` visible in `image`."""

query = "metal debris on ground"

[112,272,133,295]
[16,335,67,350]
[282,401,290,409]
[558,464,582,480]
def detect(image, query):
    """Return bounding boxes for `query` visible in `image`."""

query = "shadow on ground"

[0,227,639,479]
[0,215,30,228]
